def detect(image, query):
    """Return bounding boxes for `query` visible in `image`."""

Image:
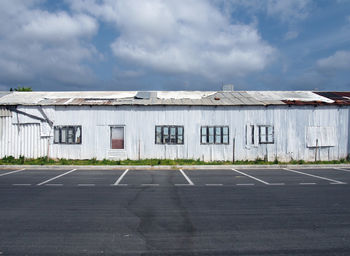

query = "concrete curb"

[0,164,350,170]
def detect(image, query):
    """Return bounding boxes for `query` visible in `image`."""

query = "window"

[245,125,255,145]
[54,126,82,144]
[155,126,184,144]
[201,126,229,144]
[259,125,274,144]
[250,125,255,144]
[111,126,124,149]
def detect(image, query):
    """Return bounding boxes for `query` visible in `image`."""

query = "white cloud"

[0,1,99,88]
[317,51,350,71]
[20,12,97,43]
[267,0,312,23]
[70,0,275,79]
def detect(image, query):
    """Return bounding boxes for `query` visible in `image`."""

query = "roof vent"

[222,84,234,91]
[134,91,157,99]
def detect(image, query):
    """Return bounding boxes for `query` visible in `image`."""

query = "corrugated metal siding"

[0,116,48,158]
[0,108,11,117]
[1,105,349,161]
[48,105,349,161]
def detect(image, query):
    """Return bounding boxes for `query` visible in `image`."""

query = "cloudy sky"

[0,0,349,91]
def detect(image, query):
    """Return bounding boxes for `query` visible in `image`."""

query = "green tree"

[10,86,32,92]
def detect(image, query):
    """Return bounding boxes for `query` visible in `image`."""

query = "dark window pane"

[170,127,176,143]
[156,126,162,144]
[215,127,222,143]
[177,135,183,144]
[223,135,228,144]
[260,126,266,143]
[170,127,176,135]
[163,127,169,135]
[61,127,67,143]
[163,127,169,144]
[54,128,60,143]
[67,128,74,143]
[209,135,214,144]
[155,125,184,145]
[75,127,81,144]
[259,126,274,144]
[53,126,82,144]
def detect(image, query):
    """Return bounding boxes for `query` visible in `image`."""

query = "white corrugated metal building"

[0,90,349,162]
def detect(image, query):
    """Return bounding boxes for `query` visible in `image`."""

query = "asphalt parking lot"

[0,167,350,187]
[1,167,350,255]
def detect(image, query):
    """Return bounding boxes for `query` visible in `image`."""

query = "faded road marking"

[0,168,25,177]
[232,169,270,185]
[37,169,77,186]
[112,169,129,186]
[284,168,346,184]
[178,169,194,186]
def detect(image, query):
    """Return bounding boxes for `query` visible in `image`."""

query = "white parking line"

[45,184,63,186]
[333,168,350,173]
[232,169,270,185]
[0,168,25,177]
[112,169,129,186]
[13,184,31,186]
[299,183,316,185]
[37,169,77,186]
[78,184,95,186]
[178,169,194,186]
[269,183,285,186]
[205,184,223,186]
[141,184,159,186]
[284,168,346,184]
[236,183,255,186]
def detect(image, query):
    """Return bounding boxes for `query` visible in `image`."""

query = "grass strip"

[0,156,349,166]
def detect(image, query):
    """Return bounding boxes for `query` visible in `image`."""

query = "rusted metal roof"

[313,92,350,105]
[0,91,349,107]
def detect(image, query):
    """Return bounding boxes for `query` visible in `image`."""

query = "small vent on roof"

[222,84,234,91]
[134,91,157,99]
